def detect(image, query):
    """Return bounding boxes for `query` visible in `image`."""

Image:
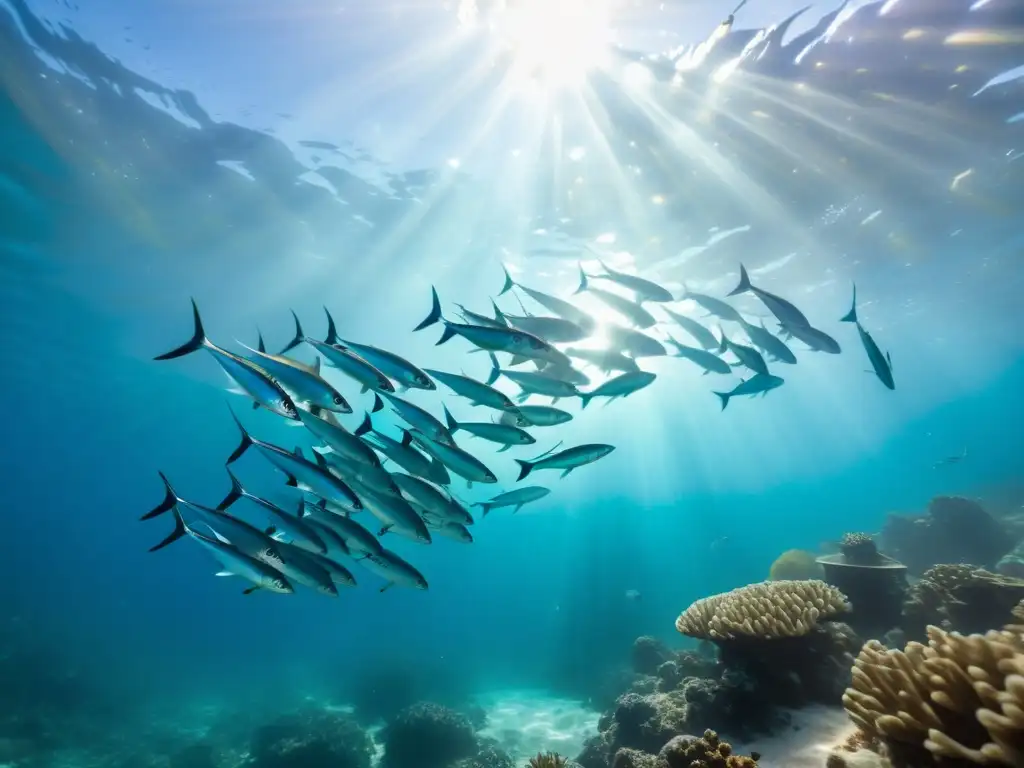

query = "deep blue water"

[2,0,1024,760]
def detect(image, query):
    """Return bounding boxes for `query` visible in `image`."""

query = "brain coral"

[675,580,849,640]
[768,549,825,581]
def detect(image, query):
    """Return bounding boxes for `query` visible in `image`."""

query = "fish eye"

[512,334,524,345]
[332,394,344,405]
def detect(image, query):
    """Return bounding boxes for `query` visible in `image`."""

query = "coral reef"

[880,496,1011,575]
[902,564,1024,640]
[817,534,907,638]
[632,637,673,676]
[528,752,570,768]
[380,702,478,768]
[659,730,760,767]
[250,709,372,768]
[842,623,1024,766]
[768,549,824,581]
[452,738,515,768]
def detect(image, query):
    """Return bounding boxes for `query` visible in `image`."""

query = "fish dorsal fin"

[293,446,304,458]
[257,330,266,353]
[401,430,413,447]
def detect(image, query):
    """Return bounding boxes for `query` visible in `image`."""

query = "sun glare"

[493,0,614,86]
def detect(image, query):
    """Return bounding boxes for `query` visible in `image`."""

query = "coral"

[250,708,372,768]
[379,702,478,768]
[611,748,664,768]
[902,564,1024,639]
[841,533,883,565]
[452,739,514,768]
[675,580,849,640]
[768,549,824,581]
[529,753,569,768]
[842,624,1024,766]
[881,496,1010,575]
[632,637,673,676]
[658,729,760,767]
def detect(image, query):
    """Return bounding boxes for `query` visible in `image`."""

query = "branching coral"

[529,753,569,768]
[675,580,849,640]
[902,564,1024,639]
[842,623,1024,766]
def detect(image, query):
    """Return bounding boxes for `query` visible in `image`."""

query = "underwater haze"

[3,0,1024,766]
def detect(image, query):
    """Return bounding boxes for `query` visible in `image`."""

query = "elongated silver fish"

[489,355,580,402]
[320,450,403,498]
[579,257,674,302]
[443,405,536,451]
[497,307,588,344]
[515,444,615,480]
[158,507,294,595]
[717,328,769,376]
[779,321,841,354]
[392,474,473,525]
[661,307,719,351]
[576,267,657,328]
[225,407,362,511]
[713,373,784,410]
[455,303,507,329]
[423,368,520,413]
[355,414,450,484]
[281,310,395,394]
[680,285,744,323]
[154,299,299,421]
[263,539,339,597]
[416,287,568,366]
[301,499,383,556]
[605,325,665,358]
[216,468,327,554]
[333,321,436,391]
[297,408,381,467]
[738,318,797,364]
[727,263,812,330]
[234,338,351,414]
[409,430,497,485]
[377,392,454,445]
[578,371,656,409]
[500,266,596,333]
[565,347,640,374]
[423,518,473,543]
[360,548,429,592]
[840,284,894,390]
[498,404,573,428]
[303,552,357,587]
[665,335,732,375]
[353,482,433,544]
[474,486,551,515]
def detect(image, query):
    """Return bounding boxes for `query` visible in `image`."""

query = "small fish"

[604,325,665,358]
[679,285,744,323]
[665,335,732,375]
[424,368,520,413]
[360,548,429,592]
[154,299,299,421]
[155,507,294,595]
[565,347,640,374]
[423,518,474,544]
[416,287,567,366]
[332,328,436,391]
[933,447,968,468]
[297,408,381,468]
[539,360,591,387]
[625,589,642,601]
[303,552,358,587]
[216,468,328,554]
[661,307,719,351]
[727,264,813,330]
[840,283,894,390]
[578,371,656,409]
[713,373,784,410]
[489,355,580,403]
[301,499,383,556]
[443,405,536,451]
[500,266,597,333]
[498,405,573,428]
[738,318,797,365]
[576,266,657,328]
[391,474,474,525]
[579,256,674,302]
[515,444,615,480]
[263,539,339,597]
[718,328,769,376]
[356,415,449,484]
[320,450,403,498]
[225,406,363,511]
[454,303,508,329]
[409,430,498,485]
[779,321,841,354]
[377,392,454,445]
[234,336,350,414]
[355,483,432,544]
[474,486,551,515]
[281,309,395,394]
[499,311,589,344]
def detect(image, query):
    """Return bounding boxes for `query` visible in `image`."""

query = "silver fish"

[423,368,520,413]
[423,518,473,544]
[297,408,381,467]
[355,414,450,484]
[738,318,797,364]
[443,406,536,451]
[497,308,588,344]
[565,347,640,374]
[235,339,350,413]
[727,264,812,330]
[301,500,383,556]
[319,450,403,498]
[355,482,433,544]
[489,357,580,402]
[780,321,841,354]
[661,307,719,351]
[717,328,769,376]
[604,325,665,358]
[680,285,744,324]
[499,266,596,332]
[333,327,436,391]
[303,552,358,587]
[665,335,732,375]
[455,303,507,329]
[576,267,657,328]
[578,371,656,409]
[474,486,551,515]
[515,444,615,480]
[392,474,473,525]
[216,468,327,554]
[840,284,894,390]
[409,430,498,485]
[266,539,339,597]
[154,299,299,421]
[225,407,362,511]
[360,548,429,592]
[498,405,573,428]
[713,373,784,410]
[377,392,454,445]
[579,257,674,302]
[281,310,395,394]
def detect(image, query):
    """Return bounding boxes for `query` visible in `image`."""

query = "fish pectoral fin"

[215,571,235,577]
[242,586,261,595]
[251,401,260,410]
[284,474,298,487]
[559,467,575,479]
[497,444,512,453]
[378,525,392,536]
[380,582,395,593]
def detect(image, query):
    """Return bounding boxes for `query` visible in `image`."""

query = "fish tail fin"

[573,263,588,295]
[154,298,207,360]
[436,325,456,346]
[149,505,188,552]
[141,471,179,520]
[217,467,245,510]
[355,412,373,437]
[443,404,459,433]
[279,310,305,354]
[225,404,253,464]
[371,393,384,413]
[499,265,516,295]
[323,306,341,345]
[479,503,491,517]
[491,299,508,325]
[579,393,594,410]
[515,460,534,481]
[486,352,501,385]
[714,391,731,411]
[414,286,443,331]
[840,283,858,323]
[727,264,752,296]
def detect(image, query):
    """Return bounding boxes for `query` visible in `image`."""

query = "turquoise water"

[2,0,1024,765]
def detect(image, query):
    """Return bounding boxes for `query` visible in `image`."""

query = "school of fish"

[142,259,893,597]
